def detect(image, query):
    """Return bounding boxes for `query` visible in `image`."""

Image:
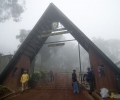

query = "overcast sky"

[0,0,120,55]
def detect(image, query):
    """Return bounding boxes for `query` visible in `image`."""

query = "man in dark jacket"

[50,70,54,81]
[116,75,120,91]
[86,68,94,92]
[72,69,79,93]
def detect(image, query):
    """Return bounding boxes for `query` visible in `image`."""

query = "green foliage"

[0,85,12,97]
[28,71,47,88]
[40,70,47,78]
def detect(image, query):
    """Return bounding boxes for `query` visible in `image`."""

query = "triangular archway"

[0,3,120,91]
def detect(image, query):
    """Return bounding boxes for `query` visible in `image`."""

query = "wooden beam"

[48,43,65,47]
[38,30,72,38]
[42,28,67,33]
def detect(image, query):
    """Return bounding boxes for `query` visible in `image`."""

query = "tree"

[92,37,120,62]
[36,35,66,70]
[0,0,26,22]
[0,53,3,60]
[106,39,120,62]
[42,38,120,72]
[16,29,66,72]
[16,29,120,73]
[16,29,30,48]
[43,41,82,72]
[0,53,3,56]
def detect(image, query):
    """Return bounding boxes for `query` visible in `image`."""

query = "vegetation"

[28,70,47,88]
[16,29,31,48]
[0,53,4,56]
[0,0,26,22]
[16,29,120,72]
[0,85,12,97]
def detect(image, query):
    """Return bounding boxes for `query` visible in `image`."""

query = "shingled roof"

[0,3,120,83]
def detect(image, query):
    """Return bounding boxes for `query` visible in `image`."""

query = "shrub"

[0,85,12,97]
[40,70,47,79]
[28,70,48,88]
[28,71,42,88]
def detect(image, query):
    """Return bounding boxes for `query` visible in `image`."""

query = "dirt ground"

[6,73,88,100]
[7,89,87,100]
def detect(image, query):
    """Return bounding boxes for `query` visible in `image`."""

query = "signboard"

[48,43,65,47]
[42,28,66,33]
[38,31,72,38]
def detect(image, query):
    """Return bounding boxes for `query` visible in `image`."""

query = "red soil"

[7,73,88,100]
[7,89,86,100]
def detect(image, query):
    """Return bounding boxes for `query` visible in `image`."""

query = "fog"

[0,0,120,55]
[0,0,120,72]
[31,34,120,73]
[31,34,90,73]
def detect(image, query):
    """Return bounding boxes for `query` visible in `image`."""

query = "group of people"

[20,68,94,94]
[72,67,94,93]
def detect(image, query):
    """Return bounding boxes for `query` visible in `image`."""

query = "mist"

[31,34,120,73]
[1,0,120,55]
[0,0,120,73]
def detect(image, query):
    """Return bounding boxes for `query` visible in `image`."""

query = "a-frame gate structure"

[0,3,120,91]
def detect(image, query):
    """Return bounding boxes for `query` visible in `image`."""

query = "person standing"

[72,69,79,93]
[86,67,94,93]
[20,70,29,93]
[50,70,54,81]
[116,75,120,92]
